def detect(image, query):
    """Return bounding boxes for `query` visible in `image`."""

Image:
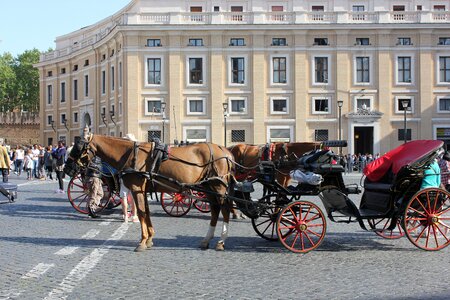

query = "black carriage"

[233,140,450,253]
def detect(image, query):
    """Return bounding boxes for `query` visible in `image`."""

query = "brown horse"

[65,129,235,252]
[228,142,321,186]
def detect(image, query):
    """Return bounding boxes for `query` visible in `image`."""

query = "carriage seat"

[363,182,392,193]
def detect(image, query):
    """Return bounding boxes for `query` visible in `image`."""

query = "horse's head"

[64,129,95,177]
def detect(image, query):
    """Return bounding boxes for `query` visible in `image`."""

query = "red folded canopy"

[363,140,443,182]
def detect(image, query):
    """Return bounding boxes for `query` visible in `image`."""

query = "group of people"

[337,153,381,173]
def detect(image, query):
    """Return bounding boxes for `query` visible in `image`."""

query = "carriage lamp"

[161,102,166,143]
[401,100,409,144]
[62,118,69,131]
[223,102,229,147]
[109,109,117,126]
[100,111,107,126]
[50,120,56,132]
[337,100,343,155]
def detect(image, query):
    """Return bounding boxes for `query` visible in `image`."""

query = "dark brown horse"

[228,142,321,186]
[65,129,235,252]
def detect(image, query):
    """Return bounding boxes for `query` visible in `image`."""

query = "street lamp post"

[161,102,166,143]
[222,102,228,147]
[401,100,409,144]
[337,100,343,155]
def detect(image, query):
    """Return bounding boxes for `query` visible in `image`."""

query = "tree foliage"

[0,49,40,112]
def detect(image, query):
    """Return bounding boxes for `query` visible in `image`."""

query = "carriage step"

[359,208,389,218]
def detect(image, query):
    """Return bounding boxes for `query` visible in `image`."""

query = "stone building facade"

[35,0,450,154]
[0,112,40,146]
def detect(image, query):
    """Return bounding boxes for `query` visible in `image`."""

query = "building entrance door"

[354,126,373,155]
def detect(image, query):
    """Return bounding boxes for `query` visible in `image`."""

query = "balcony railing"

[40,10,450,62]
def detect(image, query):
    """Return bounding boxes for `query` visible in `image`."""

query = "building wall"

[35,0,450,154]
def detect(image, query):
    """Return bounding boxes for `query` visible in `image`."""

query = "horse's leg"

[144,191,155,249]
[133,190,150,252]
[200,200,220,250]
[216,198,232,251]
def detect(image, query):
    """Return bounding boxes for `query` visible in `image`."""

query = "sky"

[0,0,131,57]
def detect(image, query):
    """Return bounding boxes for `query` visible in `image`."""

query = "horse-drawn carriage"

[64,129,450,253]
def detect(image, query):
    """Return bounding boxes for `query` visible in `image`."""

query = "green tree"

[0,49,40,113]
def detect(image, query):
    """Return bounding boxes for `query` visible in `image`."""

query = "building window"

[397,56,412,83]
[231,57,245,84]
[119,62,122,88]
[61,114,66,124]
[101,70,106,94]
[314,129,329,141]
[230,38,245,46]
[73,112,78,123]
[393,6,405,11]
[356,57,370,83]
[147,39,162,47]
[438,38,450,45]
[60,82,66,103]
[416,5,423,11]
[61,68,66,74]
[231,130,245,142]
[395,97,414,114]
[353,5,365,12]
[145,99,164,115]
[229,98,247,114]
[314,38,328,46]
[188,39,204,46]
[214,6,220,12]
[147,58,161,85]
[187,98,205,115]
[270,97,288,114]
[434,5,446,11]
[230,6,243,21]
[111,66,115,91]
[439,56,450,83]
[314,57,328,83]
[312,97,330,114]
[271,38,287,46]
[438,97,450,112]
[397,37,412,45]
[47,115,53,125]
[185,127,208,143]
[47,71,53,77]
[271,6,285,21]
[356,98,372,111]
[84,59,89,66]
[73,64,78,71]
[73,79,78,100]
[272,57,287,84]
[148,130,162,142]
[84,75,89,97]
[268,127,291,142]
[398,129,411,141]
[355,38,370,45]
[189,58,203,84]
[47,85,52,105]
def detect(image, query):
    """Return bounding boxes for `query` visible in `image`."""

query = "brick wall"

[0,112,40,146]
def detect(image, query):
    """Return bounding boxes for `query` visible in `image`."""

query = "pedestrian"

[44,146,54,180]
[0,142,11,183]
[37,145,46,179]
[86,156,104,218]
[340,155,347,174]
[53,141,66,193]
[23,149,34,180]
[420,158,441,190]
[14,145,24,176]
[120,180,138,223]
[31,144,39,179]
[439,151,450,191]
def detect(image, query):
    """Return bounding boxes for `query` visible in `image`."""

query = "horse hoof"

[146,240,154,249]
[215,241,225,251]
[134,245,147,252]
[199,240,209,250]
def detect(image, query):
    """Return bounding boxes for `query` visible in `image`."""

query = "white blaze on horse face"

[83,125,90,141]
[219,222,229,244]
[205,225,216,241]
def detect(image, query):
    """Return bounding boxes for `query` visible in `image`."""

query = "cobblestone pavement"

[0,173,449,300]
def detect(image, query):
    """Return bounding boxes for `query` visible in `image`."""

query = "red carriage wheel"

[276,200,327,253]
[67,173,112,214]
[403,188,450,251]
[251,193,287,241]
[192,191,210,213]
[160,192,192,217]
[367,218,405,239]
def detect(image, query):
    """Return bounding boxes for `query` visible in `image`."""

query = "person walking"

[439,151,450,191]
[44,146,54,180]
[0,143,10,183]
[53,141,66,193]
[23,149,34,180]
[14,146,24,176]
[31,144,40,179]
[86,156,104,218]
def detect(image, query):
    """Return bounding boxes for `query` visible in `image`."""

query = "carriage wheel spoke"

[408,206,427,217]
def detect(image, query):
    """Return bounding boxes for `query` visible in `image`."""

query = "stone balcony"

[40,10,450,62]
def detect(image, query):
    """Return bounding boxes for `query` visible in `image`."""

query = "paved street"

[0,173,449,300]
